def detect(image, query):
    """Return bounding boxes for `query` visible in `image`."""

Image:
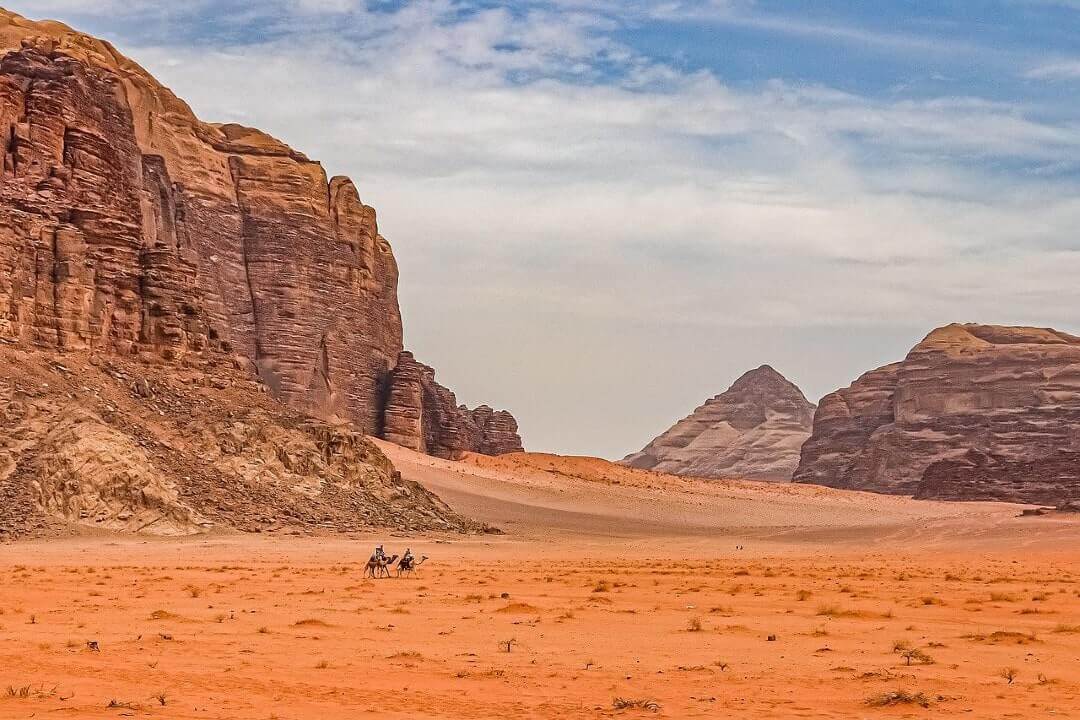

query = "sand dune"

[377,441,1078,552]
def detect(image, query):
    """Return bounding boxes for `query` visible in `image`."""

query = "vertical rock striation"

[0,10,521,456]
[383,352,523,459]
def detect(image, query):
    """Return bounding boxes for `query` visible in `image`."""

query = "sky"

[8,0,1080,458]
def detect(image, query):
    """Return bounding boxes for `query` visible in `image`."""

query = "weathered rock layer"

[0,9,521,456]
[794,324,1080,506]
[622,365,815,481]
[0,346,478,539]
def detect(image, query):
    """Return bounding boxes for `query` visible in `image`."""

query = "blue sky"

[8,0,1080,457]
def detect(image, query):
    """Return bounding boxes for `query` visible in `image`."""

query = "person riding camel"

[400,548,415,571]
[372,545,386,563]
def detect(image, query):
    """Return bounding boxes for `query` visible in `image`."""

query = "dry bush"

[686,617,703,633]
[612,697,660,712]
[866,690,931,708]
[1000,667,1018,684]
[900,648,934,666]
[795,589,812,602]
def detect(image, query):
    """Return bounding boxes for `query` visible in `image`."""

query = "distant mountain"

[622,365,815,481]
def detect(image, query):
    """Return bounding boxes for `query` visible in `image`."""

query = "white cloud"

[1025,59,1080,80]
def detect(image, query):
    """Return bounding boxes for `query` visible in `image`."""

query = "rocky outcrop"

[790,362,902,492]
[383,352,523,459]
[0,9,520,456]
[0,345,479,539]
[916,449,1080,506]
[794,324,1080,505]
[622,365,815,481]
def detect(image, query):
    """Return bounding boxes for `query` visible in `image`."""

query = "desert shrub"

[866,690,931,708]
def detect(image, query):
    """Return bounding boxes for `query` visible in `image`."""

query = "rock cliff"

[382,352,523,459]
[794,324,1080,506]
[0,9,521,456]
[622,365,815,481]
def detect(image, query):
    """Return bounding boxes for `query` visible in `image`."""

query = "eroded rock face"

[622,365,815,481]
[0,346,478,538]
[383,352,524,459]
[794,324,1080,505]
[0,10,520,455]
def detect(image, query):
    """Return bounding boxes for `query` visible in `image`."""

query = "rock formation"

[382,352,523,459]
[794,324,1080,506]
[0,345,478,539]
[0,9,521,456]
[622,365,816,481]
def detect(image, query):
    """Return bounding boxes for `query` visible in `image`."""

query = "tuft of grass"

[961,630,1038,644]
[795,589,812,602]
[612,697,660,712]
[866,690,931,708]
[686,617,703,633]
[816,604,862,618]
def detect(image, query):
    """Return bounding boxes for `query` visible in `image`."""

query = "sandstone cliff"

[622,365,815,481]
[794,324,1080,506]
[383,351,523,459]
[0,9,521,457]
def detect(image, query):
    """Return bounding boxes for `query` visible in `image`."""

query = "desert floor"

[3,445,1080,719]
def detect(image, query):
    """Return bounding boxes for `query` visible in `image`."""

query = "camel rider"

[401,548,414,570]
[373,545,386,563]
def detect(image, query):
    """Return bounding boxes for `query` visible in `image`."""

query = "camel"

[364,553,399,579]
[396,555,429,578]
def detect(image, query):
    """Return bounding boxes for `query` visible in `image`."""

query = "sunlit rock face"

[623,365,815,481]
[795,324,1080,506]
[0,10,521,456]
